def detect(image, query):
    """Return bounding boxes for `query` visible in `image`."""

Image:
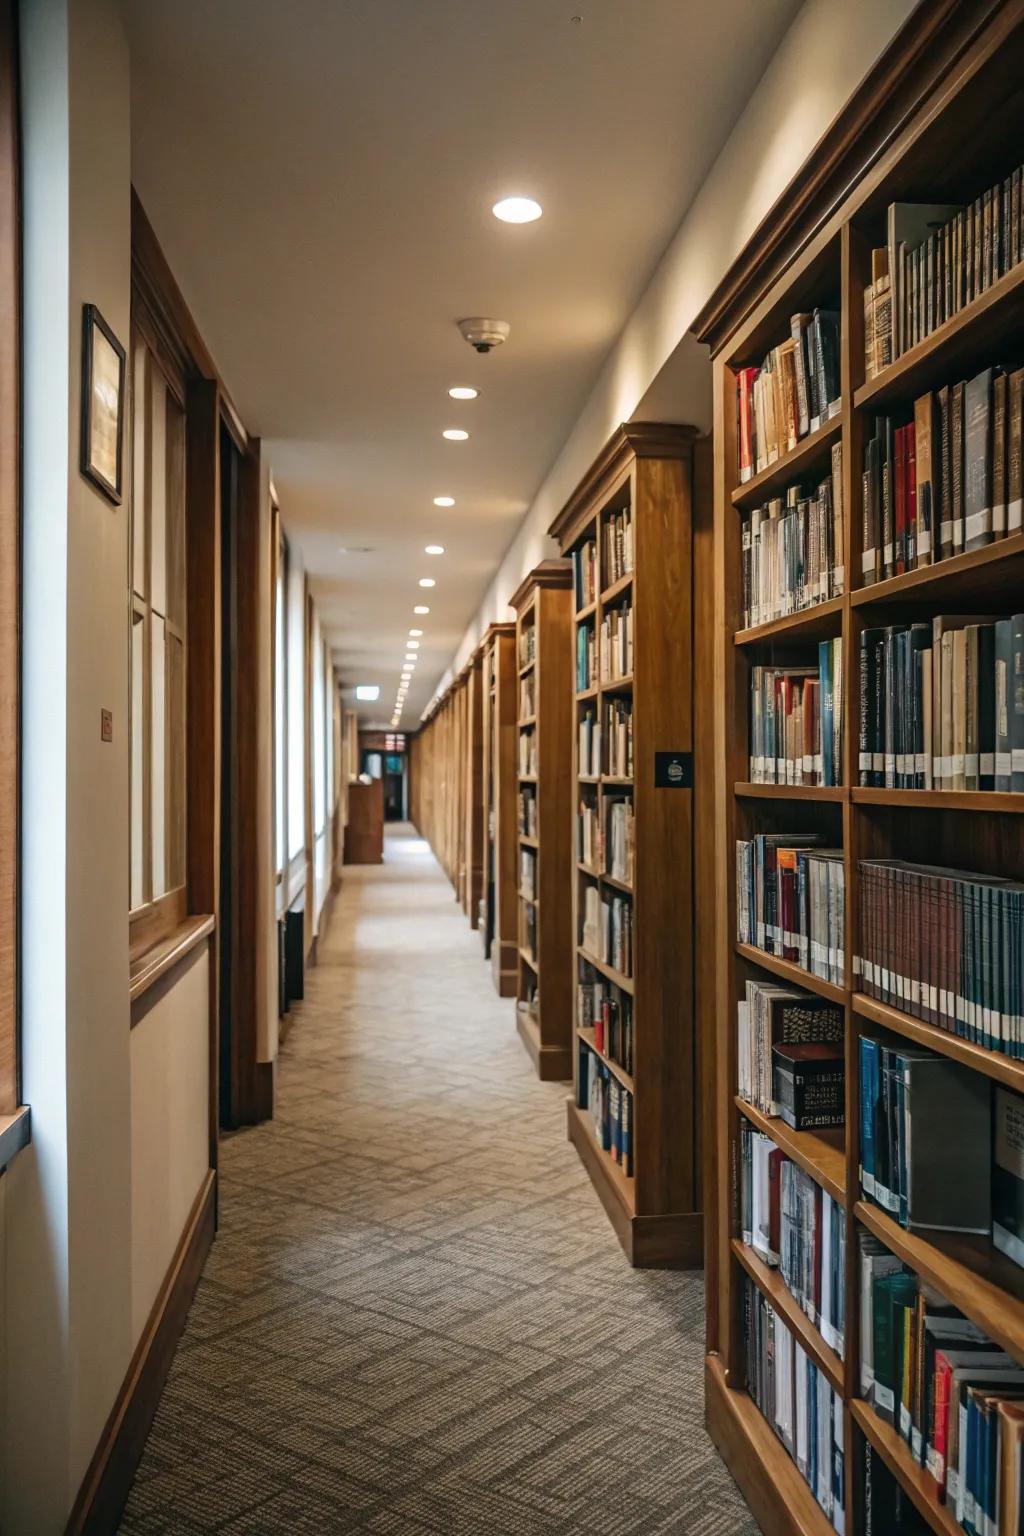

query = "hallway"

[119,826,754,1535]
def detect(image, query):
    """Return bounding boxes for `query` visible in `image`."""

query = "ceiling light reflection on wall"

[448,387,478,400]
[492,196,542,224]
[442,429,468,441]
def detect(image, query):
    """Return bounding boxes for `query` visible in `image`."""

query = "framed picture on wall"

[80,303,126,505]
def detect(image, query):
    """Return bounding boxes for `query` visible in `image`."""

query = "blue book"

[819,639,833,787]
[860,1037,879,1199]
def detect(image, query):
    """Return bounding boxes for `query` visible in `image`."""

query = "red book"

[737,367,757,482]
[906,420,917,567]
[768,1148,784,1261]
[894,424,907,574]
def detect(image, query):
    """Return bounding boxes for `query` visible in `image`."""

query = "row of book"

[519,672,535,719]
[859,1234,1024,1533]
[736,976,843,1122]
[739,1123,846,1358]
[517,787,537,838]
[581,883,633,976]
[861,369,1023,587]
[518,622,536,669]
[856,859,1024,1058]
[736,310,841,483]
[604,697,632,779]
[575,621,596,692]
[578,709,600,777]
[742,1275,845,1533]
[577,960,633,1075]
[599,602,632,682]
[868,184,1024,371]
[739,449,844,629]
[603,508,634,588]
[736,834,846,987]
[604,794,633,884]
[571,537,597,611]
[519,848,535,901]
[576,795,598,868]
[861,1037,1022,1264]
[748,640,843,786]
[517,728,537,777]
[522,900,536,962]
[577,1043,633,1174]
[858,614,1024,792]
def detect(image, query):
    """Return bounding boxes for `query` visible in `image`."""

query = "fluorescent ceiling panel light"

[355,685,379,701]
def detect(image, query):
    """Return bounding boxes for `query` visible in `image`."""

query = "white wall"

[130,949,210,1342]
[437,0,918,698]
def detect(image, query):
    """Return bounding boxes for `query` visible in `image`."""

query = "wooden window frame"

[0,0,18,1119]
[127,305,189,962]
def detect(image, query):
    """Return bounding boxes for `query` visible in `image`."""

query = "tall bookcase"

[510,561,574,1080]
[550,423,708,1268]
[479,621,518,994]
[701,4,1024,1531]
[462,649,484,928]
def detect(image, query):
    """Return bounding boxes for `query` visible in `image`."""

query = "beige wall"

[130,950,210,1342]
[436,0,918,698]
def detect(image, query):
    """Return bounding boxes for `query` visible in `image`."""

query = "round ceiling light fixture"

[433,496,455,507]
[448,386,478,401]
[492,196,542,224]
[442,428,468,441]
[418,577,436,588]
[414,605,430,615]
[424,545,445,556]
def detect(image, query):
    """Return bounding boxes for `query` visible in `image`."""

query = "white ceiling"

[124,0,801,727]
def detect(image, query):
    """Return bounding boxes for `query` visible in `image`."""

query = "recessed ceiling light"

[448,387,478,401]
[405,653,417,663]
[442,429,468,441]
[355,685,380,702]
[414,604,430,615]
[424,545,445,556]
[433,495,455,507]
[418,577,436,588]
[409,628,423,637]
[408,640,420,649]
[492,196,542,224]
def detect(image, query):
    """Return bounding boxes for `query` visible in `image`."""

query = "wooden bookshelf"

[550,423,709,1268]
[509,561,574,1081]
[462,648,484,928]
[697,5,1024,1532]
[409,667,468,894]
[479,622,518,995]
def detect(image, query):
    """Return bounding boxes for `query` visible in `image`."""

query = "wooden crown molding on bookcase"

[507,557,572,610]
[691,0,1007,356]
[548,422,696,549]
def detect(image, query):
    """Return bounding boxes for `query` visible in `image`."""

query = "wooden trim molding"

[507,556,572,612]
[66,1170,216,1536]
[690,0,1006,355]
[129,914,214,1013]
[548,422,696,545]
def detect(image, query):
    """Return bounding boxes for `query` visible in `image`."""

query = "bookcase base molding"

[705,1357,830,1536]
[491,940,518,998]
[567,1103,703,1267]
[517,1008,572,1082]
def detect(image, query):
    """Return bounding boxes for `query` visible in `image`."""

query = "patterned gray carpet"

[119,824,757,1535]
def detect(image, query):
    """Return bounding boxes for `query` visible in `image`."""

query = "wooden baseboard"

[704,1353,829,1536]
[567,1101,703,1269]
[66,1169,216,1535]
[515,1007,572,1082]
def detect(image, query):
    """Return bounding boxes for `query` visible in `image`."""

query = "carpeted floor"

[119,824,757,1535]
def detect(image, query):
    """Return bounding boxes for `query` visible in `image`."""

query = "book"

[964,366,994,552]
[993,1086,1024,1270]
[737,976,844,1115]
[739,459,844,628]
[734,311,841,482]
[772,1042,844,1130]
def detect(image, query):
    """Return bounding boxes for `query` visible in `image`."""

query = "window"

[128,318,187,937]
[312,610,325,837]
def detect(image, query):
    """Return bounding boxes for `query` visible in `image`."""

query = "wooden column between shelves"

[510,562,574,1082]
[483,623,518,997]
[550,422,707,1269]
[463,649,484,928]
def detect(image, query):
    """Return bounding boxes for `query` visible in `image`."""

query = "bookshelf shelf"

[518,659,535,678]
[575,685,599,703]
[849,531,1024,607]
[733,595,845,647]
[853,992,1024,1089]
[480,623,518,997]
[730,412,843,510]
[734,782,847,802]
[853,258,1024,413]
[735,942,847,1006]
[511,562,574,1083]
[519,832,539,848]
[855,1200,1024,1366]
[703,7,1024,1530]
[850,785,1024,812]
[576,1026,635,1095]
[736,1096,846,1205]
[730,1239,844,1392]
[850,1401,961,1536]
[553,422,707,1268]
[575,600,597,622]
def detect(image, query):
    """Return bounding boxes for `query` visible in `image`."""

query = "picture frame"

[80,302,126,505]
